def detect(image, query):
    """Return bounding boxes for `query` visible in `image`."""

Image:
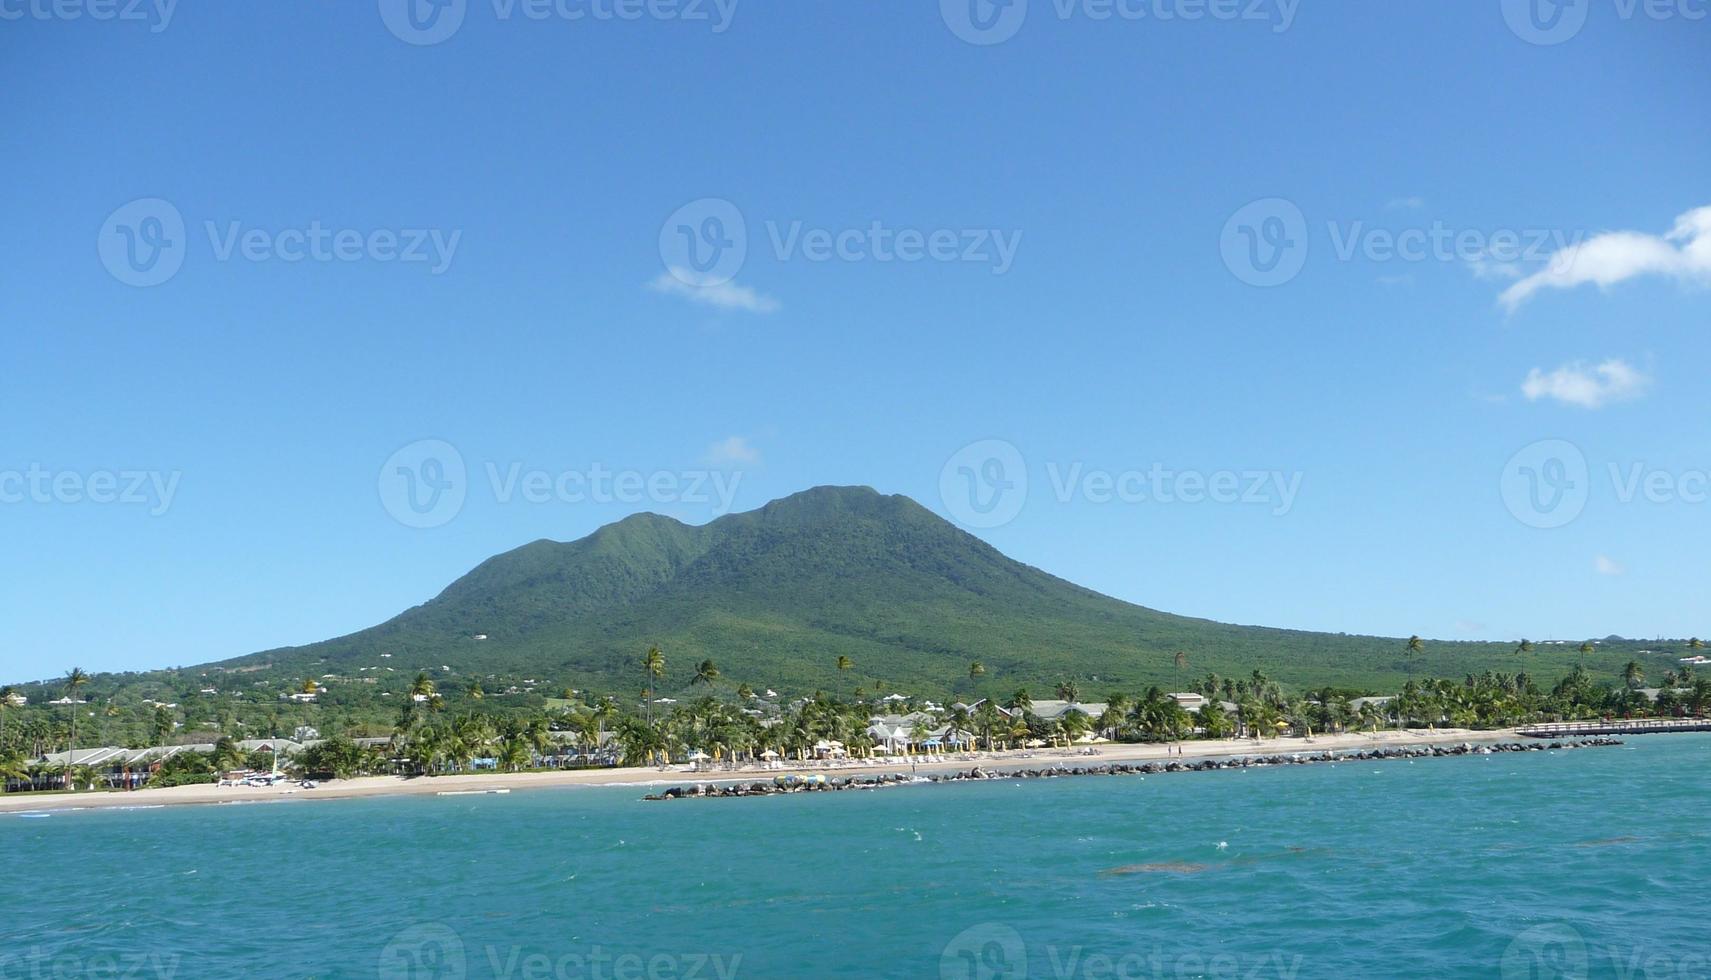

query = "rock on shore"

[641,738,1623,801]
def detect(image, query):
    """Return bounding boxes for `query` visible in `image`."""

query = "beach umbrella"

[687,750,709,761]
[761,749,780,758]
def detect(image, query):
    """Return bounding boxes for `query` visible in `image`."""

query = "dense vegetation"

[5,644,1706,791]
[1,487,1702,787]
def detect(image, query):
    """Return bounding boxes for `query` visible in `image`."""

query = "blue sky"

[2,0,1708,679]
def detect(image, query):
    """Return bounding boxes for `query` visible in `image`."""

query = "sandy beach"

[0,727,1522,814]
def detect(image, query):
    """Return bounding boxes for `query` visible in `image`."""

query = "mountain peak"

[746,484,915,523]
[232,486,1438,694]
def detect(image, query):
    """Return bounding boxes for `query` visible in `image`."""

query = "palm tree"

[1196,701,1233,739]
[1623,660,1645,690]
[1006,688,1033,717]
[409,672,436,700]
[1689,637,1705,652]
[63,668,89,782]
[693,659,720,687]
[947,704,974,748]
[1097,696,1128,741]
[1515,639,1534,656]
[1059,709,1091,746]
[1405,636,1424,679]
[1578,642,1594,667]
[1007,714,1030,750]
[497,721,530,771]
[524,716,552,764]
[968,661,985,682]
[642,646,665,722]
[736,682,755,700]
[1172,651,1188,691]
[467,679,485,700]
[0,753,29,791]
[1357,701,1380,733]
[151,705,174,746]
[1054,681,1079,704]
[0,685,15,750]
[100,704,120,747]
[974,701,1001,751]
[836,655,853,674]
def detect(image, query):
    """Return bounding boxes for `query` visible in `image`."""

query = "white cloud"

[1500,205,1711,311]
[1520,358,1651,409]
[1386,196,1426,210]
[704,436,760,466]
[1595,555,1625,576]
[648,269,779,314]
[1467,254,1523,282]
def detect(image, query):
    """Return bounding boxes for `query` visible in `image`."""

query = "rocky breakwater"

[641,738,1622,801]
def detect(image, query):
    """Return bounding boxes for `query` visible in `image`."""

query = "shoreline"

[646,736,1624,800]
[0,728,1525,814]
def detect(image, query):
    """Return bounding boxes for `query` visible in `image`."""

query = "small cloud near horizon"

[1467,254,1523,282]
[1595,555,1626,576]
[648,269,780,314]
[1500,204,1711,311]
[1521,358,1650,409]
[704,435,761,466]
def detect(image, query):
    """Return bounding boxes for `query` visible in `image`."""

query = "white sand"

[0,728,1517,813]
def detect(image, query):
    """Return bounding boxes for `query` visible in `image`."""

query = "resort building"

[25,738,312,792]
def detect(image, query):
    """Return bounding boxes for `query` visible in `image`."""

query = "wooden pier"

[1518,718,1711,738]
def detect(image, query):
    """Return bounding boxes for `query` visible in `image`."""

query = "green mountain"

[214,485,1659,698]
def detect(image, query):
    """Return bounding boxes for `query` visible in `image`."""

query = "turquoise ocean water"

[6,735,1710,979]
